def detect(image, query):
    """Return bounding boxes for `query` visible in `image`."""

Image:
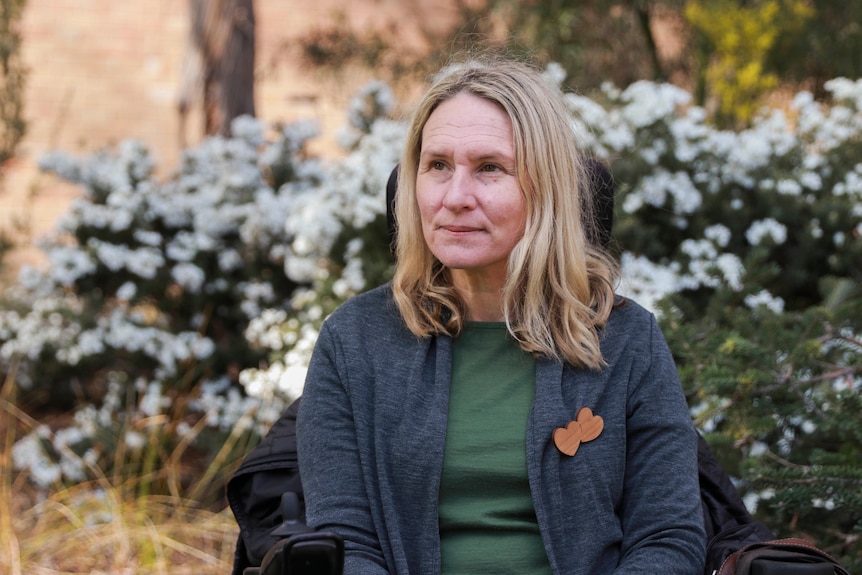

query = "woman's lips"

[440,225,481,233]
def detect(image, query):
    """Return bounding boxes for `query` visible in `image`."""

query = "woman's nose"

[441,168,477,211]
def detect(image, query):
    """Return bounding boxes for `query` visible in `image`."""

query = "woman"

[296,57,706,575]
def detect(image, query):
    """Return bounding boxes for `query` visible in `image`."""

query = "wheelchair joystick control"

[270,492,312,539]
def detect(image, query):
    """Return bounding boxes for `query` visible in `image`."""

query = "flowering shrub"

[2,71,860,566]
[3,84,401,495]
[567,76,861,565]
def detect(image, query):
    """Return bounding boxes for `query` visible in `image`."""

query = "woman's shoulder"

[603,295,661,345]
[329,283,395,315]
[318,283,428,366]
[322,283,405,334]
[608,295,656,323]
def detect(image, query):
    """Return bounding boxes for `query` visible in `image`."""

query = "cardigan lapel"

[525,358,572,575]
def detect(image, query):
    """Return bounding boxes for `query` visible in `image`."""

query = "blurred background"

[1,0,438,272]
[1,1,861,573]
[6,0,862,274]
[5,0,862,267]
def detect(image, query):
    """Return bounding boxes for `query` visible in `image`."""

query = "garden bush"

[1,70,859,568]
[2,82,401,500]
[566,72,861,566]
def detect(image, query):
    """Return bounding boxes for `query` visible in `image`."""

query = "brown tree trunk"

[179,0,255,144]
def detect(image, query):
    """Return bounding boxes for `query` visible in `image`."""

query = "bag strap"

[716,538,850,575]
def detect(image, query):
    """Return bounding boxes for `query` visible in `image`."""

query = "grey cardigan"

[297,284,706,575]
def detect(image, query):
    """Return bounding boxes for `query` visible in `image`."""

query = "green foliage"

[493,0,684,90]
[298,11,391,76]
[0,0,26,165]
[296,0,862,130]
[294,1,685,97]
[767,1,862,98]
[666,286,862,565]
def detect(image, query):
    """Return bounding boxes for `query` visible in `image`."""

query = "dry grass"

[1,485,238,575]
[1,371,242,575]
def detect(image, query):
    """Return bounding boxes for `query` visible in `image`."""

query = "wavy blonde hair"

[392,57,619,370]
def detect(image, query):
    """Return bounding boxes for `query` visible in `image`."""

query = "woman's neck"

[450,271,505,322]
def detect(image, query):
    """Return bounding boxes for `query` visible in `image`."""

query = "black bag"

[697,434,776,573]
[714,537,850,575]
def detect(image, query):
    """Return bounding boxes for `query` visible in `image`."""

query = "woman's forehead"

[419,93,514,158]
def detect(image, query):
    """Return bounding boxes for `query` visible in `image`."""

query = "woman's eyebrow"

[419,147,515,163]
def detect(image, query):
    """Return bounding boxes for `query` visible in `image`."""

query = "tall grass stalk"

[1,364,23,575]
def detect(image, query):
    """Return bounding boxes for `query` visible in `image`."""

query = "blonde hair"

[392,57,619,370]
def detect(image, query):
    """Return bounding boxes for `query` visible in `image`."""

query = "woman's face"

[416,92,526,291]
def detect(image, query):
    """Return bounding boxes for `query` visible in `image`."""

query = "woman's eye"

[430,160,446,171]
[480,164,500,173]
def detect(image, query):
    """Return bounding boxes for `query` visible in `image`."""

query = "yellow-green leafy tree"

[685,0,812,126]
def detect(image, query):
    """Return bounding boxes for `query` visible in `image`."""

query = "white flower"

[346,80,396,133]
[745,290,785,313]
[125,246,165,279]
[542,62,567,87]
[172,262,206,293]
[618,253,681,315]
[799,171,822,191]
[12,433,62,488]
[48,246,97,286]
[746,218,788,246]
[278,364,307,400]
[125,430,146,450]
[218,248,243,272]
[139,381,166,417]
[133,229,162,247]
[231,115,266,147]
[190,336,215,360]
[824,77,862,108]
[704,224,732,248]
[620,81,691,128]
[715,254,744,291]
[682,238,718,260]
[89,240,126,272]
[116,281,137,301]
[776,179,802,196]
[623,170,701,214]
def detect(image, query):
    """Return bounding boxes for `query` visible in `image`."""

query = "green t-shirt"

[439,322,551,575]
